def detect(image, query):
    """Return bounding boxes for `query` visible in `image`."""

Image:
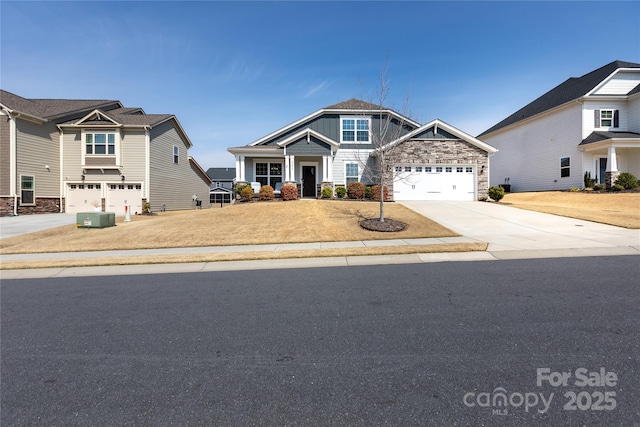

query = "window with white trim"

[86,132,115,155]
[20,175,35,205]
[600,110,613,127]
[395,166,402,172]
[341,117,370,143]
[255,162,282,187]
[345,163,359,184]
[415,166,423,172]
[173,146,179,164]
[560,157,570,178]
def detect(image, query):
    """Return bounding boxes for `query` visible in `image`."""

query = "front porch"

[579,132,640,187]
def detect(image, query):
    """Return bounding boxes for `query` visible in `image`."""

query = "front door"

[302,166,316,197]
[598,158,607,184]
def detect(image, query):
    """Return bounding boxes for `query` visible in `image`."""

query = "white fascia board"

[189,156,213,184]
[249,107,420,147]
[276,128,339,147]
[384,119,498,154]
[578,138,640,152]
[227,146,283,156]
[161,116,193,148]
[74,109,121,126]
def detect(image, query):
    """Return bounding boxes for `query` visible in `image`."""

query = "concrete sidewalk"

[1,202,639,279]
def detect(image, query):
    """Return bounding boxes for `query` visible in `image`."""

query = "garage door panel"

[66,184,102,213]
[106,184,142,214]
[394,166,475,201]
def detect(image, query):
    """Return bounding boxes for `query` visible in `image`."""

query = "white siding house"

[480,61,640,191]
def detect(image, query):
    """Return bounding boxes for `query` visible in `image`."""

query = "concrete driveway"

[0,213,77,240]
[399,201,640,257]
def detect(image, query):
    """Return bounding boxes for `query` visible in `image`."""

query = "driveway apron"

[399,201,640,253]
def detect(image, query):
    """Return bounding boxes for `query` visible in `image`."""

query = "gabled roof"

[479,60,640,137]
[189,157,213,185]
[206,167,236,180]
[276,128,339,148]
[247,98,420,147]
[384,119,498,154]
[0,89,121,121]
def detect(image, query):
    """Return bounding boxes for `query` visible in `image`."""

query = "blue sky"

[2,1,639,168]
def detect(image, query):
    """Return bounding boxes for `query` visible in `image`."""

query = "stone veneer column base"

[605,171,620,188]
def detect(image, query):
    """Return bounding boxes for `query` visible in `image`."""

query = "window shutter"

[594,110,600,127]
[613,110,619,128]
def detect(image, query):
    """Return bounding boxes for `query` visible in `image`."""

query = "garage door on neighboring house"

[66,183,102,213]
[393,165,476,201]
[106,184,143,214]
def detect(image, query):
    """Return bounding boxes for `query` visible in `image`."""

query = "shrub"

[364,186,372,199]
[280,184,298,201]
[335,186,347,199]
[569,187,581,192]
[488,185,505,202]
[593,183,606,191]
[369,185,390,201]
[239,186,254,202]
[347,182,366,200]
[614,172,638,190]
[259,185,274,201]
[321,186,333,199]
[584,171,595,189]
[142,201,151,214]
[236,183,250,194]
[611,183,624,192]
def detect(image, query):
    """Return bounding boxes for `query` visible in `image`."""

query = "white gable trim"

[383,119,498,154]
[276,128,340,148]
[585,68,640,97]
[75,109,121,126]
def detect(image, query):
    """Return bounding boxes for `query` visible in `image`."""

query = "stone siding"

[1,197,61,216]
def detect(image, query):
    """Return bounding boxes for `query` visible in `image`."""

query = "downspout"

[145,127,151,204]
[58,127,64,212]
[9,113,17,215]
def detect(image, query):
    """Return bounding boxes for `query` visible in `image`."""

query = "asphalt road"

[2,256,639,426]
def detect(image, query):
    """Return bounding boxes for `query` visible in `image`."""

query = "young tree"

[352,59,415,223]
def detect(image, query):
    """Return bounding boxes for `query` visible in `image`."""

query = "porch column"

[322,156,329,181]
[605,146,620,188]
[289,155,296,182]
[235,155,246,182]
[284,156,290,182]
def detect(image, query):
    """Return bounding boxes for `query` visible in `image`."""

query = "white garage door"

[106,184,142,214]
[394,165,476,201]
[66,184,102,213]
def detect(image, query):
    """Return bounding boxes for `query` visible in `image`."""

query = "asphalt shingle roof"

[479,60,640,137]
[579,131,640,146]
[325,98,386,110]
[206,167,236,180]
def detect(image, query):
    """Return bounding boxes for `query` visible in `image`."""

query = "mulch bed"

[359,218,407,232]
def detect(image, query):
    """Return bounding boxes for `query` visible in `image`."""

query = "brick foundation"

[0,197,61,216]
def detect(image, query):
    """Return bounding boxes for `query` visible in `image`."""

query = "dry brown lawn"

[502,191,640,229]
[0,200,459,255]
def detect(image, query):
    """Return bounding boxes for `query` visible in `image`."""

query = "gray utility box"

[76,212,116,228]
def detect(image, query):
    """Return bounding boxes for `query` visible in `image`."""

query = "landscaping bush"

[239,186,254,202]
[259,185,274,201]
[347,182,366,200]
[614,172,639,190]
[369,184,389,201]
[321,186,333,199]
[583,171,595,189]
[280,184,298,201]
[335,186,347,199]
[611,183,624,192]
[142,201,151,214]
[593,183,606,191]
[236,183,250,194]
[364,186,372,199]
[569,187,581,192]
[488,185,505,202]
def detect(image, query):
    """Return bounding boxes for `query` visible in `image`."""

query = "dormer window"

[341,117,370,143]
[86,132,115,155]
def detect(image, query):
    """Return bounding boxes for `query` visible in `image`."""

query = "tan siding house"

[0,90,211,215]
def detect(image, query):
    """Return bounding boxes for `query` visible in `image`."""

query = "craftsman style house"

[1,90,211,215]
[480,60,640,191]
[228,99,497,201]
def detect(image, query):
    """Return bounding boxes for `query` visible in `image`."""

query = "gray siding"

[120,130,146,182]
[62,130,84,182]
[412,126,457,140]
[263,115,340,146]
[149,119,210,210]
[15,118,60,197]
[0,113,10,195]
[286,136,331,155]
